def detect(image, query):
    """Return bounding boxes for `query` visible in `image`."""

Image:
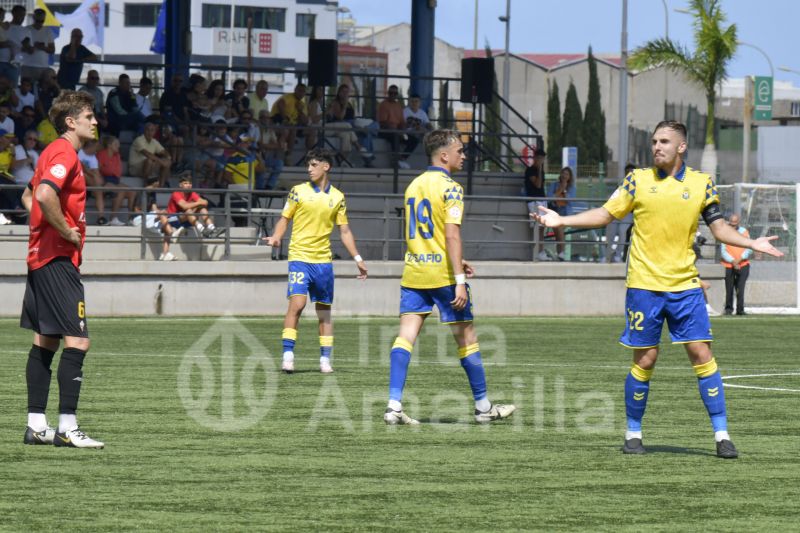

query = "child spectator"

[168,172,218,237]
[97,135,139,224]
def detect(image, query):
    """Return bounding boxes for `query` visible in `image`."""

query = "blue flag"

[150,0,167,54]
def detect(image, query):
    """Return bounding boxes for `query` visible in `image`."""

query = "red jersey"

[168,190,200,213]
[27,138,86,271]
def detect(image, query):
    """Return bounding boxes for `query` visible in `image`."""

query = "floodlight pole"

[618,0,629,172]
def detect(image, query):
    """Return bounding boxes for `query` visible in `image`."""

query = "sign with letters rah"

[753,76,773,121]
[212,29,277,57]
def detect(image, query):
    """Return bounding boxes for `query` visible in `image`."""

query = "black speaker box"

[460,57,494,104]
[308,39,338,87]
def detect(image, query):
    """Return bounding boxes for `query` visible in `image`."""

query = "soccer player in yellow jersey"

[534,121,783,458]
[264,148,367,374]
[384,130,515,425]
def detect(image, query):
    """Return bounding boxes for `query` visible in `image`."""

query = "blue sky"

[339,0,799,83]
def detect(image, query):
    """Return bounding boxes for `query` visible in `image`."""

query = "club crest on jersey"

[449,206,461,218]
[50,164,67,179]
[329,199,334,208]
[649,186,658,194]
[682,187,690,200]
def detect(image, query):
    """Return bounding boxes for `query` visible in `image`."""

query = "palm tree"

[628,0,737,175]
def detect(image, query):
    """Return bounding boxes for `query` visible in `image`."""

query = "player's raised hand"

[262,235,281,247]
[751,235,784,258]
[531,205,562,228]
[451,284,468,311]
[462,259,476,278]
[356,259,368,280]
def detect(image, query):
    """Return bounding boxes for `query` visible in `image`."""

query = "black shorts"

[20,257,89,338]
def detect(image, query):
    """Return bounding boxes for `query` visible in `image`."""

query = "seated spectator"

[305,85,323,149]
[107,73,144,135]
[224,78,250,117]
[547,166,577,261]
[78,69,108,132]
[0,7,18,87]
[0,102,14,137]
[270,82,308,163]
[11,129,39,186]
[34,69,61,121]
[57,28,97,90]
[0,74,18,110]
[255,110,285,190]
[159,123,186,171]
[186,74,213,122]
[135,77,155,121]
[78,138,110,225]
[401,93,432,168]
[207,119,234,186]
[13,77,35,118]
[205,79,230,121]
[523,149,548,261]
[128,122,172,188]
[223,133,264,187]
[0,130,20,223]
[36,115,57,146]
[159,73,189,128]
[97,134,139,223]
[249,80,270,118]
[378,84,407,164]
[168,172,217,237]
[326,84,374,167]
[20,9,55,82]
[14,105,36,145]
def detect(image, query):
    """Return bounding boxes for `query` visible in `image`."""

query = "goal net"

[712,183,798,313]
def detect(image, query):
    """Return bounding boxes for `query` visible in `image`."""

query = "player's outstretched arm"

[531,205,614,229]
[338,223,367,280]
[262,216,290,248]
[709,219,784,258]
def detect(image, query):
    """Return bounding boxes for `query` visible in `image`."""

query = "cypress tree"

[582,47,606,164]
[562,80,585,162]
[546,79,562,167]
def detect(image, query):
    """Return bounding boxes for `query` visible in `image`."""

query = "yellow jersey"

[281,181,348,263]
[401,166,464,289]
[603,164,720,292]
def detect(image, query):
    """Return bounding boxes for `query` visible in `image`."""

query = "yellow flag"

[35,0,62,28]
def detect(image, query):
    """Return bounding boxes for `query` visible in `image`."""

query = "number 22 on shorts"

[627,308,644,331]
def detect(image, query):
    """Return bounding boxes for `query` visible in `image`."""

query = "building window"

[46,3,110,26]
[124,3,160,27]
[202,4,230,27]
[201,4,286,31]
[791,102,800,117]
[296,13,316,37]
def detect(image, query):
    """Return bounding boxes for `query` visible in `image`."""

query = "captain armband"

[701,203,723,226]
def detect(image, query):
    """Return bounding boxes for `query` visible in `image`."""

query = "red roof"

[464,50,622,69]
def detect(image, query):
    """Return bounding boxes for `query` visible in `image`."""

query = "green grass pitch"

[1,315,799,531]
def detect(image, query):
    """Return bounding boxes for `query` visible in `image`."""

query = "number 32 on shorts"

[627,308,643,330]
[289,271,305,284]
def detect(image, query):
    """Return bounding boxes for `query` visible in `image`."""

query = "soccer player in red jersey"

[18,90,104,448]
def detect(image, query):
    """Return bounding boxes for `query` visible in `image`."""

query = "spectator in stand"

[205,79,229,121]
[305,85,323,150]
[0,102,15,137]
[35,114,57,146]
[185,74,213,122]
[128,122,171,189]
[34,69,61,121]
[96,134,138,223]
[78,69,108,132]
[327,84,374,167]
[223,133,264,187]
[547,166,577,261]
[168,172,217,237]
[57,28,97,90]
[12,129,39,186]
[606,163,636,263]
[207,119,234,185]
[255,109,285,190]
[14,105,36,145]
[249,80,270,119]
[159,123,185,172]
[134,77,155,121]
[270,82,308,163]
[106,73,144,135]
[1,5,28,86]
[0,7,18,85]
[721,213,752,316]
[378,84,407,164]
[401,93,432,169]
[0,73,18,109]
[524,149,549,261]
[0,130,18,224]
[159,73,189,129]
[78,138,111,225]
[13,76,35,117]
[150,200,181,261]
[20,9,55,83]
[225,78,250,118]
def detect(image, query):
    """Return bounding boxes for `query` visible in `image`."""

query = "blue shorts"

[287,261,334,305]
[166,215,190,229]
[399,284,474,324]
[620,288,713,348]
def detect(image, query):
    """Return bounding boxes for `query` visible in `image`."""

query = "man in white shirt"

[20,9,54,82]
[129,122,172,187]
[399,94,432,168]
[135,77,154,119]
